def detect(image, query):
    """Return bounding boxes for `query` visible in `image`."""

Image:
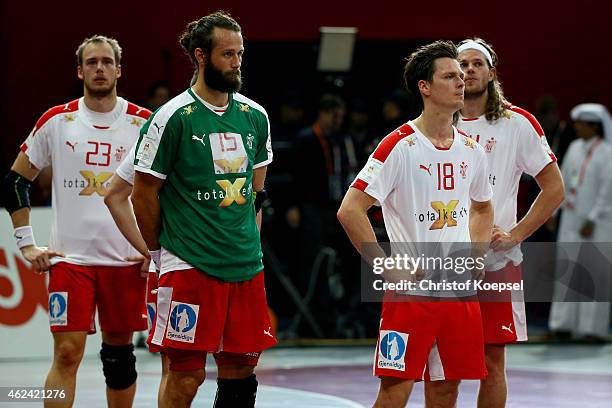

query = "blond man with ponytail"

[451,38,564,408]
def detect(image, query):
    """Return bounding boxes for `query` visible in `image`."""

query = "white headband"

[458,41,494,67]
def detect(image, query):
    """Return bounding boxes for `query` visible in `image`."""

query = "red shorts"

[374,297,486,381]
[148,269,276,370]
[146,271,158,332]
[48,262,147,333]
[145,271,164,353]
[479,263,527,344]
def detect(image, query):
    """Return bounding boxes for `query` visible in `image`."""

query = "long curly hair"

[458,38,510,121]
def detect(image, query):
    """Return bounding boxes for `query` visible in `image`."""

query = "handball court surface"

[2,342,612,407]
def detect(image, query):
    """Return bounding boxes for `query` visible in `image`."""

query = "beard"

[204,58,242,93]
[84,77,116,98]
[464,81,488,100]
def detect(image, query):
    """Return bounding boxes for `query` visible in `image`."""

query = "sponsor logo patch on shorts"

[49,292,68,326]
[377,330,408,371]
[166,302,199,343]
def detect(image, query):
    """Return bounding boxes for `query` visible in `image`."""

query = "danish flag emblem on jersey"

[115,146,126,162]
[460,161,468,179]
[484,137,496,153]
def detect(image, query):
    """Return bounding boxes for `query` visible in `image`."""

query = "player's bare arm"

[3,151,64,273]
[105,175,149,256]
[253,166,267,193]
[469,199,494,279]
[337,187,386,264]
[492,162,564,250]
[104,175,150,275]
[132,171,164,252]
[469,199,494,244]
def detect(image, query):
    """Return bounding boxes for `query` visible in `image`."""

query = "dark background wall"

[1,0,610,163]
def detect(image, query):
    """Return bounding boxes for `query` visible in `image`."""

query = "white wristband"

[149,249,161,269]
[14,226,36,249]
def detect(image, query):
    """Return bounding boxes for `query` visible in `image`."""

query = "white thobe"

[549,137,612,337]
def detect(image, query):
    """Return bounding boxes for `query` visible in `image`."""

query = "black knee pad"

[100,343,137,390]
[213,374,258,408]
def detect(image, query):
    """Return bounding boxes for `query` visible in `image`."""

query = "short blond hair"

[75,35,122,66]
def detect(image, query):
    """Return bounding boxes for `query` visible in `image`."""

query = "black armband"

[254,189,268,213]
[1,170,32,214]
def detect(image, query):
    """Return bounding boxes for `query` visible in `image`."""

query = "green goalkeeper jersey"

[134,88,272,282]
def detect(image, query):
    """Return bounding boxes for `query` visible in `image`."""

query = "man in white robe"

[549,103,612,342]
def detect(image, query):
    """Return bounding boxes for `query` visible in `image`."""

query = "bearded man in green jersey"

[131,11,275,408]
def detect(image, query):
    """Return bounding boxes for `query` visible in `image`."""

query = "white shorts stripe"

[512,301,528,341]
[373,318,383,377]
[427,341,446,381]
[152,287,173,345]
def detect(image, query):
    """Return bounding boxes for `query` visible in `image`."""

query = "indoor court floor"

[2,343,612,407]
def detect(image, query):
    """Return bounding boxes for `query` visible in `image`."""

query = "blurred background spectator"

[548,103,612,344]
[143,80,172,112]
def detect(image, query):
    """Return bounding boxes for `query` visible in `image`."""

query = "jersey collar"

[77,97,128,131]
[188,88,233,117]
[458,113,485,122]
[410,120,458,152]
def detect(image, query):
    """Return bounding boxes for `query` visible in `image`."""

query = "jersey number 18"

[437,163,454,191]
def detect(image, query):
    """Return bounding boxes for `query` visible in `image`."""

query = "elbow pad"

[2,170,32,214]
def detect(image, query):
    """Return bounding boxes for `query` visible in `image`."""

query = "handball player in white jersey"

[456,38,564,408]
[338,40,493,408]
[2,36,151,407]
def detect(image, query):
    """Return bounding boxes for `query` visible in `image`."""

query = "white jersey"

[21,97,151,266]
[458,105,556,271]
[353,121,492,243]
